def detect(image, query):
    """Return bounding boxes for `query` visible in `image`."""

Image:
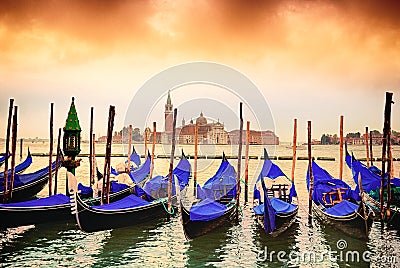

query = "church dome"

[196,112,207,125]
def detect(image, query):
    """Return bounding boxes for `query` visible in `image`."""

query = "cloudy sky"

[0,0,399,142]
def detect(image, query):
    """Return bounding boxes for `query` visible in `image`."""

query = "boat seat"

[269,184,290,202]
[322,187,348,206]
[150,184,168,199]
[213,184,235,200]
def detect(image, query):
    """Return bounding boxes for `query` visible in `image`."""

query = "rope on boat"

[161,199,175,215]
[233,202,244,217]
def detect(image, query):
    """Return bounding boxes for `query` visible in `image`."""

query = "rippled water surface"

[1,143,399,267]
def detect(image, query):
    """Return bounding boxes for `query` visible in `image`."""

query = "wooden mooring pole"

[19,138,23,160]
[194,122,198,196]
[48,103,54,196]
[291,119,297,184]
[380,92,393,220]
[54,128,61,195]
[9,106,18,200]
[89,107,94,186]
[127,125,133,169]
[102,105,115,205]
[365,127,370,168]
[3,99,14,203]
[339,115,344,180]
[370,131,374,166]
[307,121,314,222]
[236,103,243,219]
[244,121,250,203]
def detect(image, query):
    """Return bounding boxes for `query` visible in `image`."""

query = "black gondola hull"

[0,173,50,203]
[0,203,71,229]
[312,202,373,240]
[73,193,170,232]
[181,202,236,239]
[256,206,298,237]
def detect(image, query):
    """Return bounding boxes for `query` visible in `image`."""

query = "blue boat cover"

[0,161,58,192]
[128,147,141,167]
[128,155,151,184]
[0,153,11,164]
[200,159,237,200]
[78,183,92,196]
[270,198,298,214]
[110,147,141,176]
[143,175,177,198]
[77,181,130,197]
[345,152,400,194]
[0,194,70,208]
[143,156,191,199]
[253,184,261,203]
[253,198,298,215]
[196,183,206,200]
[134,185,152,200]
[0,152,33,179]
[324,200,358,216]
[110,181,129,193]
[255,149,297,202]
[253,204,264,215]
[189,198,227,221]
[261,177,275,233]
[91,194,150,210]
[306,161,360,206]
[110,166,119,176]
[256,149,286,182]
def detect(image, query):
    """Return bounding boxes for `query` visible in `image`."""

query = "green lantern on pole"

[62,97,81,180]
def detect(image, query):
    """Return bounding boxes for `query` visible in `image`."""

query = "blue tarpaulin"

[201,159,237,200]
[143,156,191,199]
[256,149,286,182]
[253,184,261,203]
[346,152,400,194]
[0,194,70,208]
[270,198,298,214]
[0,152,32,179]
[253,198,298,215]
[0,161,58,192]
[325,200,358,216]
[129,155,151,184]
[91,194,150,210]
[306,161,360,206]
[261,176,276,233]
[189,198,227,221]
[129,147,141,167]
[78,183,92,196]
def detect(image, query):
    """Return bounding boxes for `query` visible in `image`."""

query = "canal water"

[0,142,399,267]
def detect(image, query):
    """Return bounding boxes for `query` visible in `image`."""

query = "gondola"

[0,192,72,229]
[73,151,191,232]
[0,149,33,178]
[0,159,59,203]
[110,145,141,176]
[78,151,152,200]
[253,149,298,237]
[307,160,374,239]
[0,153,10,166]
[180,153,237,239]
[72,190,169,233]
[143,150,190,202]
[345,147,400,225]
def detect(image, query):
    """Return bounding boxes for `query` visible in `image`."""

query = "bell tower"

[164,90,173,132]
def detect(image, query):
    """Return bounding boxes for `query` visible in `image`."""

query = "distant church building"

[178,113,229,145]
[152,91,278,145]
[161,90,174,144]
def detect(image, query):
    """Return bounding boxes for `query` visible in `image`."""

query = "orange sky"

[0,0,399,142]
